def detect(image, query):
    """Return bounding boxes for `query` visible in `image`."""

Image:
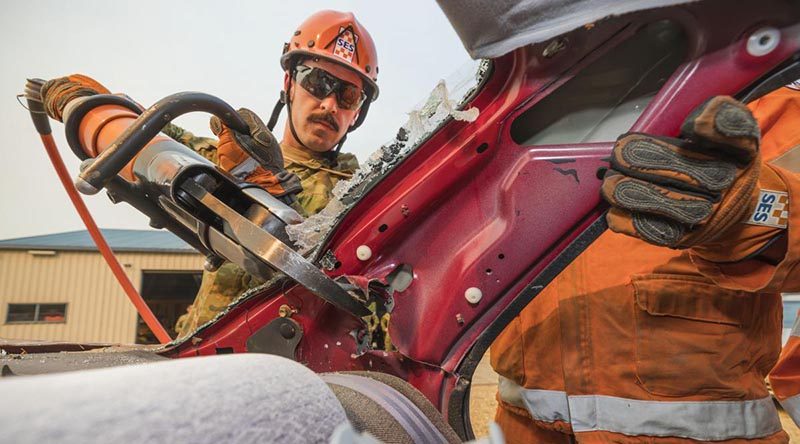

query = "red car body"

[159,0,800,437]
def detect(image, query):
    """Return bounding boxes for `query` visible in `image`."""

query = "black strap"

[266,92,286,132]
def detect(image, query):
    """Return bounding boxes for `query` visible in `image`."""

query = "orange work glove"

[209,108,302,200]
[40,74,111,122]
[602,96,787,262]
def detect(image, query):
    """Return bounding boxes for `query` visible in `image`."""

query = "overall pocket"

[632,274,757,397]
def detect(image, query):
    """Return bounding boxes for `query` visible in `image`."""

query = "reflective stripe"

[770,143,800,174]
[229,157,259,180]
[498,378,781,440]
[568,395,780,440]
[520,389,571,423]
[781,394,800,427]
[497,376,527,409]
[498,376,569,422]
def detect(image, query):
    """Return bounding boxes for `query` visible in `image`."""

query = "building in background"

[0,229,203,344]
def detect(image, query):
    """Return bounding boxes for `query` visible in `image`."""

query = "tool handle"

[76,91,248,194]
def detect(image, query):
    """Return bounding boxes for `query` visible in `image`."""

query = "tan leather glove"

[40,74,111,121]
[602,96,787,262]
[209,108,302,199]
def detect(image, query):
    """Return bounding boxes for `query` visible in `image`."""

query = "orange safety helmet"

[281,10,379,102]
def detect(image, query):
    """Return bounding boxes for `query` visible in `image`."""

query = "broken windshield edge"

[286,58,491,257]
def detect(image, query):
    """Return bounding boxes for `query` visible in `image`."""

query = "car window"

[784,300,800,328]
[511,20,688,146]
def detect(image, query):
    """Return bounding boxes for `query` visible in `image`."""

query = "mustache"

[308,113,339,132]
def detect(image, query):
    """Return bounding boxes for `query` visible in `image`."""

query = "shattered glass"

[287,59,491,256]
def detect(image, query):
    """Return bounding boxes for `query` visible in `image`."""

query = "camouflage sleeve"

[289,200,308,218]
[162,122,220,165]
[180,263,266,334]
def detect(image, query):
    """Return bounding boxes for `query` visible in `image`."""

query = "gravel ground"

[781,410,800,442]
[468,354,800,441]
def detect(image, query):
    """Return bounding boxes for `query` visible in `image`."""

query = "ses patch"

[333,27,357,63]
[747,189,788,229]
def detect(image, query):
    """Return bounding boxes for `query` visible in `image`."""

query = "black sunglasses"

[293,65,367,111]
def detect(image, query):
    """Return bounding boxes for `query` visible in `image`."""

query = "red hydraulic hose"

[38,133,171,344]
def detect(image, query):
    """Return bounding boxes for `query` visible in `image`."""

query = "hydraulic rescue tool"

[24,86,370,319]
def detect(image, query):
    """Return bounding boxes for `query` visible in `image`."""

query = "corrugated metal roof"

[0,229,198,254]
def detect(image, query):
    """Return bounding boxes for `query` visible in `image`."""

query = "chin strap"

[270,82,319,157]
[318,135,346,164]
[266,91,285,132]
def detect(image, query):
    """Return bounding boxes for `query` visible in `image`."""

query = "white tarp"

[0,354,347,444]
[436,0,696,59]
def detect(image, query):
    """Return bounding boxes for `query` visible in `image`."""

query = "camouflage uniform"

[162,123,358,336]
[281,143,359,215]
[173,307,191,335]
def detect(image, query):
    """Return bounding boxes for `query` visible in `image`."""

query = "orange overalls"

[491,86,800,443]
[765,84,800,430]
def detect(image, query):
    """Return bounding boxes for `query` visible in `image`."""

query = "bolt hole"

[498,253,505,260]
[476,143,489,154]
[759,35,771,46]
[334,261,342,269]
[378,224,388,232]
[485,268,493,275]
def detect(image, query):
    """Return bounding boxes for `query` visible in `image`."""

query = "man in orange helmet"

[164,10,380,334]
[36,10,380,337]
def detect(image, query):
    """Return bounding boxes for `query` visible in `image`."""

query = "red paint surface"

[170,0,800,422]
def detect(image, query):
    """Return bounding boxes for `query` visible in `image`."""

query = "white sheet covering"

[0,354,347,444]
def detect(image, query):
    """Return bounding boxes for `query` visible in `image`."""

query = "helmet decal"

[328,25,359,64]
